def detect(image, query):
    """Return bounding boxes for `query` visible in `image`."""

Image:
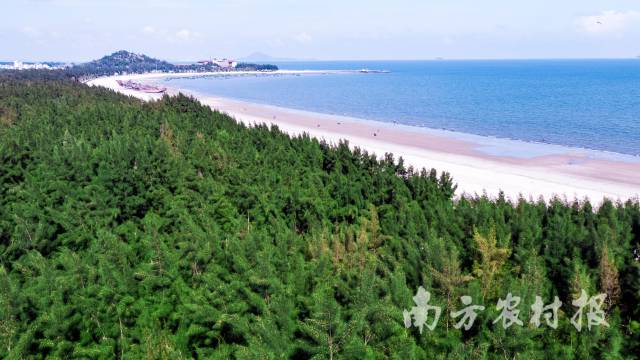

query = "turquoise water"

[165,60,640,156]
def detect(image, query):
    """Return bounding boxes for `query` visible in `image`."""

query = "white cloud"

[293,32,312,44]
[577,10,640,34]
[166,29,201,42]
[175,29,194,40]
[142,26,156,35]
[21,26,41,37]
[142,27,202,43]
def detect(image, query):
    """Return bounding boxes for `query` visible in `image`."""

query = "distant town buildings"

[0,61,67,70]
[197,58,238,69]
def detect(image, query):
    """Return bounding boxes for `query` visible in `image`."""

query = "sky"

[3,0,640,62]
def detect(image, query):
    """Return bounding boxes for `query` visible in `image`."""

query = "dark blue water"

[166,60,640,155]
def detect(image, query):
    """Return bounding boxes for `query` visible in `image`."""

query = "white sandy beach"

[87,72,640,205]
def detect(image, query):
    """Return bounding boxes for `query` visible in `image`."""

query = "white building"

[0,61,52,70]
[212,58,238,69]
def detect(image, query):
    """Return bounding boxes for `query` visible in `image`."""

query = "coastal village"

[0,60,67,71]
[194,58,238,69]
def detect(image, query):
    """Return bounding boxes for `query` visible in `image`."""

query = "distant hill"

[2,50,278,81]
[72,50,176,75]
[67,50,278,79]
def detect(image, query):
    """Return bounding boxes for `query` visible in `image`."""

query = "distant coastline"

[87,71,640,204]
[84,70,355,100]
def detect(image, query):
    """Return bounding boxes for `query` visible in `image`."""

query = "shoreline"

[87,72,640,204]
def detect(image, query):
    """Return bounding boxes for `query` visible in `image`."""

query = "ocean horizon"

[164,59,640,157]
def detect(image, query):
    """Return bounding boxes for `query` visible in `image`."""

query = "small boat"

[359,69,390,74]
[117,79,166,93]
[140,87,167,94]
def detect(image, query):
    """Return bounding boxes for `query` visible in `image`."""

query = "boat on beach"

[116,79,167,93]
[359,68,390,73]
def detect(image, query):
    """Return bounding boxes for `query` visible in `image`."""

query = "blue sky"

[3,0,640,61]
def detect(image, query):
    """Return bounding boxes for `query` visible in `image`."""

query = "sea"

[164,60,640,156]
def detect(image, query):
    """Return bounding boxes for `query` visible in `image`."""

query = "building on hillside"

[196,58,237,69]
[214,58,237,69]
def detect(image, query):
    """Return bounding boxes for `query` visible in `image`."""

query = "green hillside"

[0,79,638,359]
[63,50,278,79]
[70,50,177,76]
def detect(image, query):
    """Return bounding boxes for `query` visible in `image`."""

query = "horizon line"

[3,55,640,63]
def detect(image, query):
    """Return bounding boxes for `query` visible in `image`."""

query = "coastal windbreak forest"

[0,76,639,359]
